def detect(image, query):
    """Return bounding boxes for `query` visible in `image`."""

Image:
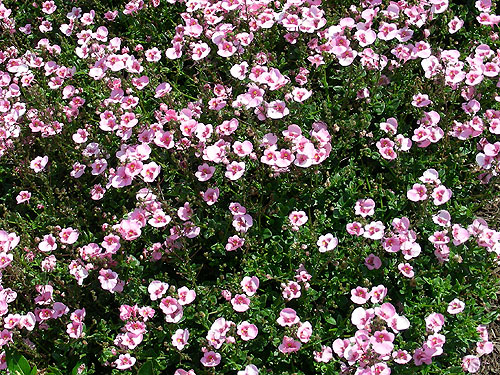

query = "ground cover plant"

[0,0,500,374]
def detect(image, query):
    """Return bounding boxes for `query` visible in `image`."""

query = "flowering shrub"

[0,0,499,374]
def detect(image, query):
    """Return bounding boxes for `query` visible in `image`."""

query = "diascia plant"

[0,0,499,374]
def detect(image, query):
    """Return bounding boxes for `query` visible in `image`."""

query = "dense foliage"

[0,0,499,374]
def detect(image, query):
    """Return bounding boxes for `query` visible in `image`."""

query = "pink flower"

[200,351,221,367]
[407,183,427,201]
[237,364,259,375]
[231,294,250,312]
[237,321,258,341]
[39,234,57,252]
[289,211,308,228]
[114,353,136,370]
[30,156,48,173]
[172,328,189,350]
[412,93,432,107]
[365,254,382,270]
[226,235,245,251]
[16,191,31,204]
[371,330,395,355]
[317,233,338,252]
[177,287,196,305]
[148,280,168,301]
[225,161,245,180]
[232,214,253,233]
[355,198,376,217]
[398,263,414,278]
[363,221,385,240]
[346,221,364,236]
[462,355,481,373]
[277,308,300,327]
[393,349,412,364]
[155,82,172,98]
[195,163,215,182]
[447,298,465,314]
[278,336,301,353]
[141,162,161,182]
[296,321,313,343]
[314,345,333,363]
[59,227,79,244]
[351,287,370,304]
[241,276,259,296]
[266,100,289,119]
[431,185,452,205]
[425,312,445,332]
[98,269,119,292]
[202,188,219,206]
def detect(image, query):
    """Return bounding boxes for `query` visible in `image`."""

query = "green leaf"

[262,228,272,239]
[138,360,155,375]
[325,316,336,325]
[18,356,31,375]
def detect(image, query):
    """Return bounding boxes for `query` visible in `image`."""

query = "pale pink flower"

[364,253,382,270]
[237,364,259,375]
[202,188,219,206]
[16,191,31,204]
[317,233,338,252]
[447,298,465,314]
[407,183,427,201]
[200,351,221,367]
[39,234,57,252]
[398,263,414,278]
[363,221,385,240]
[59,227,79,244]
[237,321,258,341]
[425,312,445,332]
[277,308,300,327]
[241,276,259,296]
[231,294,250,312]
[177,287,196,305]
[30,156,48,172]
[114,354,136,370]
[148,280,168,301]
[289,211,308,227]
[351,287,370,305]
[296,321,313,343]
[462,355,481,373]
[278,336,301,353]
[172,328,189,350]
[225,161,245,180]
[432,185,452,205]
[355,198,375,217]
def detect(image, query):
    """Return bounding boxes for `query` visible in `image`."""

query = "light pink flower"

[277,308,300,327]
[351,287,370,304]
[237,321,258,341]
[200,351,221,367]
[278,336,301,353]
[30,156,48,173]
[114,354,136,370]
[398,263,414,278]
[172,328,189,350]
[39,234,57,252]
[407,183,427,201]
[59,227,79,244]
[241,276,259,296]
[462,355,481,373]
[447,298,465,314]
[317,233,338,252]
[231,294,250,312]
[355,198,375,217]
[16,191,31,204]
